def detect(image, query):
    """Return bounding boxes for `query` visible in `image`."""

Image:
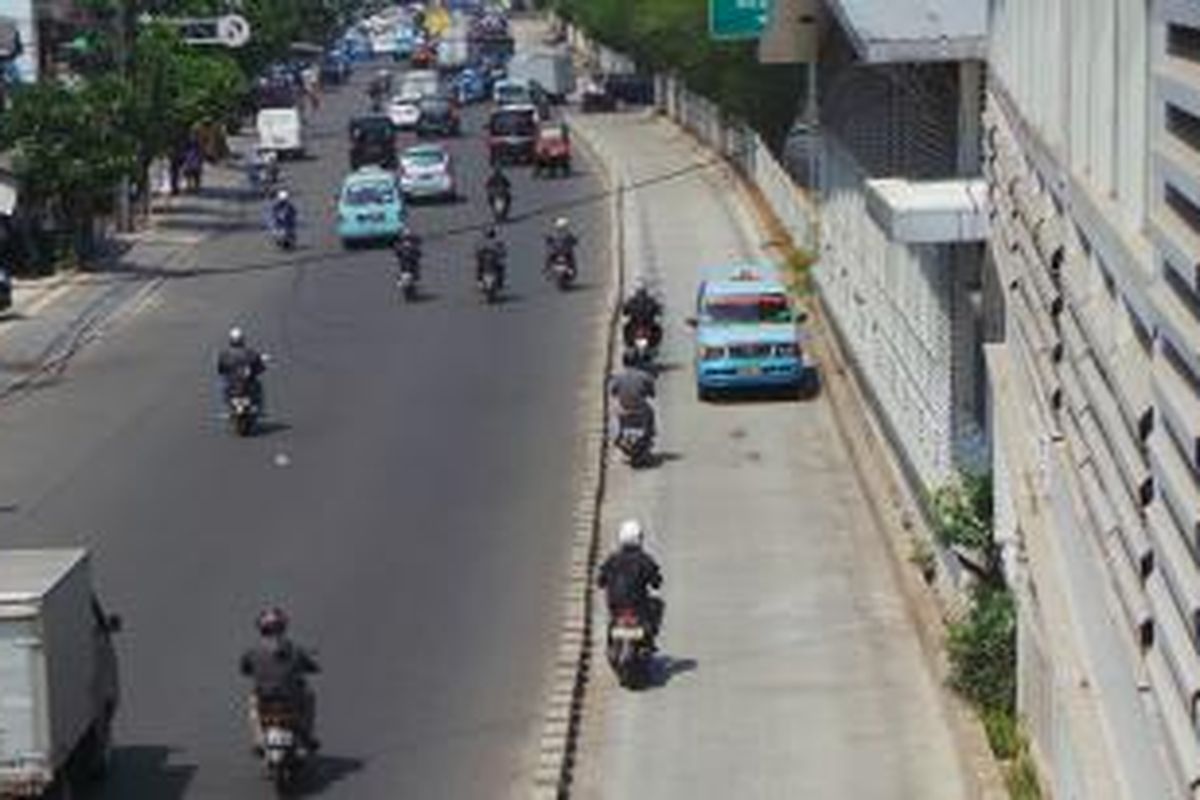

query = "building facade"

[986,0,1200,795]
[813,0,990,492]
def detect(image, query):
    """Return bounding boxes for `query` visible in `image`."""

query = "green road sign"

[709,0,772,40]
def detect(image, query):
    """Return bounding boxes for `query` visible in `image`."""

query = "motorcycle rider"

[269,189,297,242]
[485,165,512,210]
[597,519,664,649]
[475,226,507,288]
[217,327,267,412]
[544,216,578,276]
[239,607,320,752]
[393,227,423,280]
[622,281,664,350]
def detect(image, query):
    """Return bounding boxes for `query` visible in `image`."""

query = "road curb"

[529,113,625,799]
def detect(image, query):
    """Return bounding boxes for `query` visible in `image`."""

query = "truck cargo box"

[0,550,118,796]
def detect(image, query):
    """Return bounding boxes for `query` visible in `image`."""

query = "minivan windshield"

[704,292,792,324]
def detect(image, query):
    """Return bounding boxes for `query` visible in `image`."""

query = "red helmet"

[256,607,289,637]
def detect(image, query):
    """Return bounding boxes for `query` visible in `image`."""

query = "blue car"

[453,67,489,104]
[692,264,810,399]
[394,26,417,61]
[336,167,406,247]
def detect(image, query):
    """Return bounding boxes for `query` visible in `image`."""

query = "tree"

[551,0,804,150]
[0,78,137,260]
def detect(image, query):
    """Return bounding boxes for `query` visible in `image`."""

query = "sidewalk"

[569,110,977,799]
[0,147,255,397]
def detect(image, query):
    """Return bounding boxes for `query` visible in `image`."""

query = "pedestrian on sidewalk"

[182,137,204,193]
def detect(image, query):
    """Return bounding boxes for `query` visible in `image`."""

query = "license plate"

[264,727,293,747]
[739,365,761,376]
[358,213,384,222]
[611,626,644,640]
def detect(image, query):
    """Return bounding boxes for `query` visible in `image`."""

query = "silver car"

[398,144,456,201]
[388,92,422,129]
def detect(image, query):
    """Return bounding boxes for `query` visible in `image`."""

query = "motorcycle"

[225,367,262,436]
[479,266,500,304]
[271,221,296,251]
[397,264,418,301]
[255,696,306,792]
[546,252,575,290]
[607,607,652,688]
[489,190,511,223]
[623,321,659,367]
[613,409,653,466]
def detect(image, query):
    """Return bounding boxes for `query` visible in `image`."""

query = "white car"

[388,92,422,129]
[398,144,456,201]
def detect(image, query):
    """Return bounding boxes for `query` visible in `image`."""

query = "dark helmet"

[256,607,289,637]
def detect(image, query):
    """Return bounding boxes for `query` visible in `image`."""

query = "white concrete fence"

[653,73,819,255]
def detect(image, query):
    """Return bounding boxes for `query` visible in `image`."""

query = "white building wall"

[988,0,1200,794]
[818,140,968,487]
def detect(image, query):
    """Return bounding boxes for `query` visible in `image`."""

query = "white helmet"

[617,518,643,549]
[228,327,244,346]
[555,216,569,230]
[276,189,289,202]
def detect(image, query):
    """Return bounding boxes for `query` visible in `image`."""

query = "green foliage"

[947,585,1016,715]
[0,78,136,214]
[552,0,804,149]
[930,472,998,581]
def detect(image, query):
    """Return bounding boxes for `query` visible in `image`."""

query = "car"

[492,77,532,106]
[397,69,442,100]
[349,114,398,169]
[398,143,456,201]
[336,167,406,247]
[533,122,570,176]
[388,92,423,129]
[411,42,437,68]
[320,51,351,85]
[415,96,461,137]
[394,25,418,60]
[487,104,538,164]
[453,66,489,104]
[691,264,810,399]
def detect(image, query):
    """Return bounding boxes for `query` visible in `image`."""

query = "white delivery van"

[507,49,575,102]
[0,549,121,798]
[256,107,305,158]
[436,37,470,71]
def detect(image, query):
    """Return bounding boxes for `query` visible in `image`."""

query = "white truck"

[0,549,121,798]
[256,107,305,159]
[436,37,470,71]
[507,49,575,103]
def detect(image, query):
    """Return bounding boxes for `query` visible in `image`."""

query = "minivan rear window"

[490,109,535,137]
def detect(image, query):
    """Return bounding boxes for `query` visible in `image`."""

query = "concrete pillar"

[957,60,983,175]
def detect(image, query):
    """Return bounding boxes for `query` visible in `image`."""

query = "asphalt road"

[0,61,608,798]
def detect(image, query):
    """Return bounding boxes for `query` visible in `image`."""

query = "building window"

[1167,104,1200,157]
[1167,23,1200,65]
[1165,184,1200,243]
[1164,263,1200,320]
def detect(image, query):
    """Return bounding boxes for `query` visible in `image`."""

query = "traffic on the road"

[0,1,839,799]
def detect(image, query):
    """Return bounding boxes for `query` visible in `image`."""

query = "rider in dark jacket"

[475,227,507,286]
[486,166,511,202]
[622,282,664,348]
[393,229,423,279]
[597,519,664,647]
[239,607,320,751]
[269,189,297,236]
[217,327,266,409]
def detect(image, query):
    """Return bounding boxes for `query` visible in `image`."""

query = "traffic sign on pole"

[709,0,772,40]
